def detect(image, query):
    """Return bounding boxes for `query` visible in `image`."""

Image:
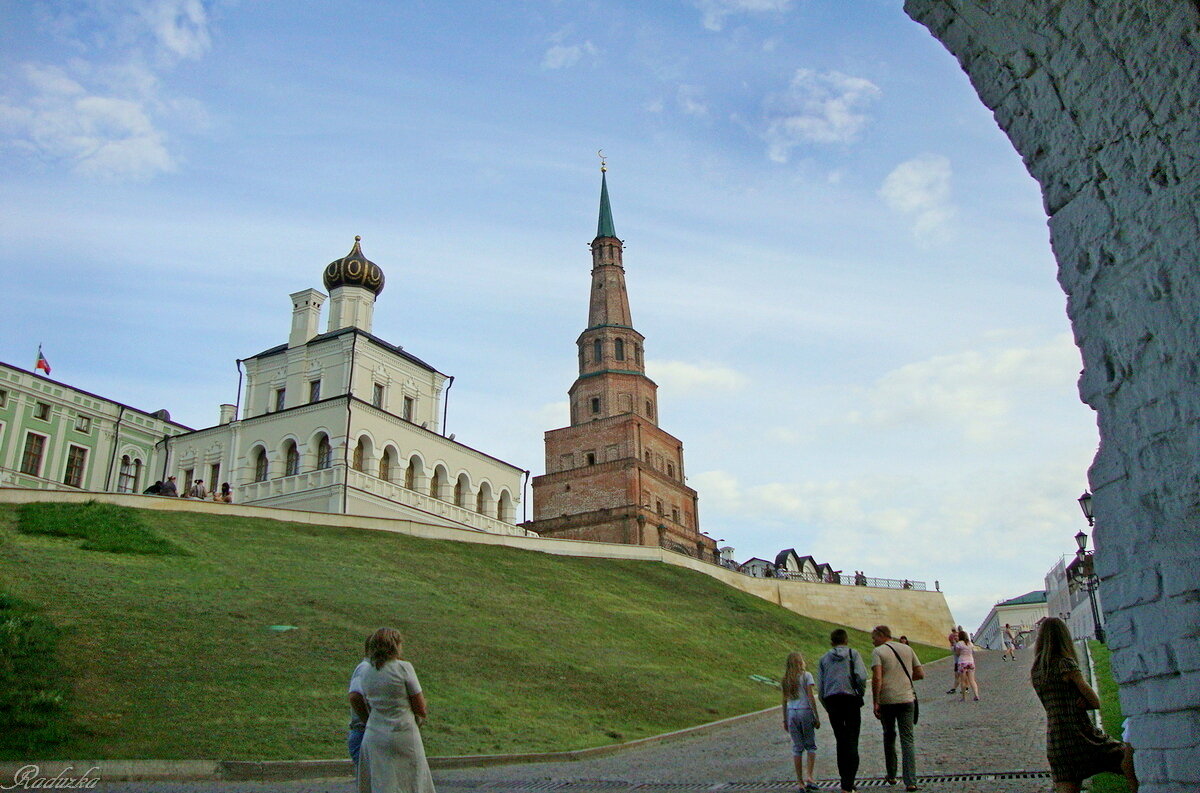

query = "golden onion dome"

[323,236,385,296]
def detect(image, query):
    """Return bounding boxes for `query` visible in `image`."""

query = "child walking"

[782,651,821,791]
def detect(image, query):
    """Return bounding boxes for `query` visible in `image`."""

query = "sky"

[0,0,1099,633]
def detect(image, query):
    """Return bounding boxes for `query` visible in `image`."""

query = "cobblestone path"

[95,648,1064,793]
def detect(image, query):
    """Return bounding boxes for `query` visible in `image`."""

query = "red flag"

[35,348,51,375]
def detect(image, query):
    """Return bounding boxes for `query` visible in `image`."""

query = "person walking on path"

[358,627,436,793]
[781,651,821,791]
[871,625,923,791]
[818,628,868,793]
[946,626,961,694]
[1002,624,1017,661]
[954,629,980,701]
[1030,617,1137,793]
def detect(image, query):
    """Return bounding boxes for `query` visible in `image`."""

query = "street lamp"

[1078,490,1094,526]
[1069,525,1106,644]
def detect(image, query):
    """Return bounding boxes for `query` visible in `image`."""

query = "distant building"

[162,237,527,534]
[0,362,189,494]
[774,549,840,583]
[525,168,715,560]
[738,557,775,578]
[1045,555,1105,642]
[974,589,1048,649]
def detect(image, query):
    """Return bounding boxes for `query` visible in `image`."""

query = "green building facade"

[0,362,190,494]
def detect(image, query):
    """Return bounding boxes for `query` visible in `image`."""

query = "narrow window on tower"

[593,339,602,363]
[635,344,642,365]
[591,397,600,414]
[309,380,321,403]
[373,383,385,408]
[615,338,625,361]
[587,452,596,465]
[667,462,675,478]
[656,499,664,516]
[403,396,414,421]
[646,400,655,419]
[672,507,680,523]
[274,388,286,412]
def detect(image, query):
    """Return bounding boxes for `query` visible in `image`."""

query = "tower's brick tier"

[527,414,713,559]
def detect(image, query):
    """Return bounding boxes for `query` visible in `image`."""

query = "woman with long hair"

[357,628,435,793]
[781,651,821,791]
[954,629,980,701]
[1030,618,1137,793]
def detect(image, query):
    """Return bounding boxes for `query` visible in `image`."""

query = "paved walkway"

[94,649,1053,793]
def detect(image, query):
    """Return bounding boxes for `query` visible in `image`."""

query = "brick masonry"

[904,1,1200,788]
[527,186,715,560]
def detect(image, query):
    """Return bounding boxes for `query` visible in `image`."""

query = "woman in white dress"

[358,628,435,793]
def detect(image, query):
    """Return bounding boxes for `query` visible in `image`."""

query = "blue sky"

[0,0,1096,633]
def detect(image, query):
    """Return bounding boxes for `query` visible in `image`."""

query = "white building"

[974,590,1047,650]
[1045,555,1105,642]
[164,237,528,535]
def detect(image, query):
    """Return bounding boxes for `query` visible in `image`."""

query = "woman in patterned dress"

[1030,618,1137,792]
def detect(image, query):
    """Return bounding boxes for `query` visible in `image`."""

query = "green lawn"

[0,502,948,761]
[1088,641,1131,793]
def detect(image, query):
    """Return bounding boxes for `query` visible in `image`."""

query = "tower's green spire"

[596,168,616,240]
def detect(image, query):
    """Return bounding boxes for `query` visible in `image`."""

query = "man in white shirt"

[871,625,923,791]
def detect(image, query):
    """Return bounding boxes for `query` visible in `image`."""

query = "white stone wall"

[905,1,1200,787]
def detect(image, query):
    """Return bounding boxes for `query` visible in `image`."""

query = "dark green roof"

[596,171,616,239]
[1000,590,1047,606]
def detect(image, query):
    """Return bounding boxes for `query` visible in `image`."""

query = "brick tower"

[525,165,716,561]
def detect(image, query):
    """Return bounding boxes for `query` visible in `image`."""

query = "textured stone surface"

[904,0,1200,788]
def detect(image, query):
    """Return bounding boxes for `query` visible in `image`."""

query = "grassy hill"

[0,501,947,761]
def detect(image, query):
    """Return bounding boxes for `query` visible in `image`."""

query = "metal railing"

[716,562,927,591]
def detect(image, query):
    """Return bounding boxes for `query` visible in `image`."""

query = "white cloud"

[847,333,1082,444]
[676,84,709,117]
[879,154,957,245]
[646,360,748,394]
[764,69,882,161]
[0,2,212,180]
[644,99,664,114]
[694,457,1090,594]
[541,40,598,70]
[695,0,794,32]
[139,0,211,62]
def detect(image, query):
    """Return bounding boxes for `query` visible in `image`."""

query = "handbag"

[886,643,919,725]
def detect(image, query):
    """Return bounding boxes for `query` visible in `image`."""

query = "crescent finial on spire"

[598,149,607,173]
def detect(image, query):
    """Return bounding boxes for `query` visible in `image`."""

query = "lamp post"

[1070,491,1105,643]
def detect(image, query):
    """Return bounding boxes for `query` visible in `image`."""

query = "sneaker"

[945,688,956,694]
